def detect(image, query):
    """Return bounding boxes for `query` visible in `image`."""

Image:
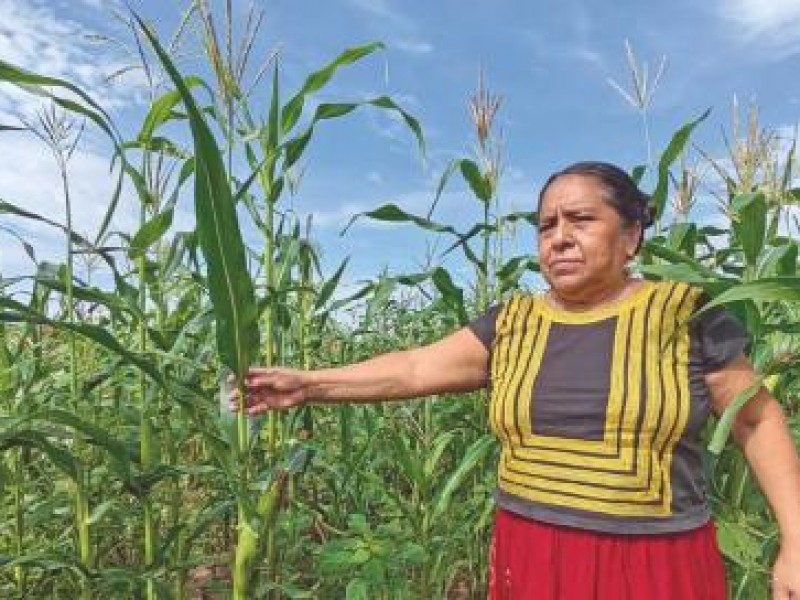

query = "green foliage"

[0,6,798,600]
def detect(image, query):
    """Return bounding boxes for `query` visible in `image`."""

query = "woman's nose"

[551,220,574,247]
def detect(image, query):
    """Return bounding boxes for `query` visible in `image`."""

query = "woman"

[232,162,800,599]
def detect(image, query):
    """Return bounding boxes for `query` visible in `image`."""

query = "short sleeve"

[694,304,750,372]
[467,304,503,349]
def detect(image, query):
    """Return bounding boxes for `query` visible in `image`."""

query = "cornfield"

[1,4,799,599]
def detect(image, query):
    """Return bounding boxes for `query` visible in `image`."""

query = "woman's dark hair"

[538,161,656,229]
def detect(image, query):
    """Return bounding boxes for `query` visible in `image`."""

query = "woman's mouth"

[549,259,582,272]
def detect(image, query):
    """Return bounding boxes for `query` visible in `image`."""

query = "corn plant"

[639,110,800,599]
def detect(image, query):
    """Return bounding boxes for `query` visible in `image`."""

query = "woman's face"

[537,174,641,302]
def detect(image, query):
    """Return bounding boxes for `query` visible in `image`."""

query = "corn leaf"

[280,42,385,133]
[731,192,767,269]
[651,108,710,220]
[137,76,205,142]
[342,203,458,236]
[0,297,163,385]
[690,278,800,320]
[314,257,349,311]
[137,16,259,379]
[431,267,467,324]
[129,207,174,259]
[432,434,494,520]
[458,159,492,203]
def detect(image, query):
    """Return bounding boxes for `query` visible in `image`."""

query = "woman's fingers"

[227,370,305,413]
[226,367,307,413]
[244,390,305,414]
[229,389,304,414]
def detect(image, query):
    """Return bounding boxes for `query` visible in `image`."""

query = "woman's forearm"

[735,399,800,545]
[303,350,420,404]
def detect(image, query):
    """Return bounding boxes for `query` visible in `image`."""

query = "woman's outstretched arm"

[231,327,490,414]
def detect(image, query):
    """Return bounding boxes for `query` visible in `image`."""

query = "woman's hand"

[773,544,800,599]
[228,367,308,414]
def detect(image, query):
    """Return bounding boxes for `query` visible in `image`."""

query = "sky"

[1,0,800,295]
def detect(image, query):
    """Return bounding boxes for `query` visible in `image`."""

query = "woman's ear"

[624,222,643,259]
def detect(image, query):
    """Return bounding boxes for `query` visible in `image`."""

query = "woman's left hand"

[773,545,800,599]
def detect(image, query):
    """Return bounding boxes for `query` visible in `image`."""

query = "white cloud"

[0,0,145,120]
[0,0,168,281]
[718,0,800,57]
[366,171,384,184]
[0,131,196,279]
[518,27,605,71]
[347,0,404,22]
[346,0,432,56]
[392,39,434,55]
[0,134,119,275]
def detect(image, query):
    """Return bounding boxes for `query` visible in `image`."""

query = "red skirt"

[488,509,727,600]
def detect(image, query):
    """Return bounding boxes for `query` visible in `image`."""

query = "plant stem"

[60,150,91,600]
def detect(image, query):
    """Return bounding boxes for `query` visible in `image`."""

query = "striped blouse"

[468,281,748,534]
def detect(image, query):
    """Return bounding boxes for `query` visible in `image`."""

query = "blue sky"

[1,0,800,293]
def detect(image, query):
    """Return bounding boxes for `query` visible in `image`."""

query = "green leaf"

[314,258,349,311]
[315,102,358,120]
[342,203,458,236]
[345,579,369,600]
[280,95,424,173]
[86,500,118,526]
[34,409,133,480]
[0,297,163,385]
[0,59,116,141]
[691,278,800,320]
[423,431,456,480]
[638,263,722,287]
[280,42,385,133]
[431,267,467,324]
[33,266,143,322]
[458,159,492,203]
[369,95,425,154]
[283,126,313,171]
[758,242,798,277]
[0,61,130,246]
[497,255,540,293]
[123,136,189,158]
[0,429,79,482]
[731,192,767,269]
[667,222,697,257]
[1,199,97,253]
[642,239,725,280]
[715,518,763,567]
[137,16,259,379]
[128,207,174,259]
[137,76,204,142]
[708,379,763,455]
[651,109,711,220]
[432,434,494,520]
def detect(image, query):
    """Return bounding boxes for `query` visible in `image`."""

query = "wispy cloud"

[366,171,385,185]
[0,0,144,118]
[717,0,800,58]
[0,133,122,275]
[392,40,434,55]
[346,0,398,20]
[517,19,606,71]
[345,0,433,57]
[0,0,165,279]
[0,130,196,278]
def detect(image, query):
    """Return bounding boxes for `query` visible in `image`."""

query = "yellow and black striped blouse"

[469,281,748,534]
